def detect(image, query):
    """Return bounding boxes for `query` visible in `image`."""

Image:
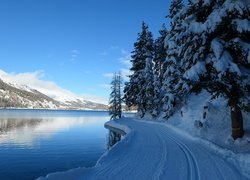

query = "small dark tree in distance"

[109,72,122,120]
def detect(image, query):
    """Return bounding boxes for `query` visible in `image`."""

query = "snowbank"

[161,90,250,177]
[104,120,131,135]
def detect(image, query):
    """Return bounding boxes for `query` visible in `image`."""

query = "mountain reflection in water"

[0,115,104,147]
[0,109,109,180]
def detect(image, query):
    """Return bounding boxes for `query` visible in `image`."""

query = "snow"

[105,120,130,135]
[186,0,248,35]
[211,38,224,60]
[233,19,250,33]
[213,51,241,76]
[38,100,250,180]
[183,61,206,81]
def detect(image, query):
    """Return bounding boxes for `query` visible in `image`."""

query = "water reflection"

[0,109,109,180]
[0,110,108,147]
[107,130,121,149]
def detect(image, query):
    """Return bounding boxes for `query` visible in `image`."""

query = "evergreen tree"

[152,72,161,117]
[152,24,168,117]
[141,56,155,117]
[123,22,155,117]
[177,0,250,139]
[162,0,184,118]
[109,72,122,120]
[169,0,184,21]
[154,24,168,84]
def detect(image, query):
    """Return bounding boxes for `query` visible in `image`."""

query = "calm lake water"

[0,109,110,180]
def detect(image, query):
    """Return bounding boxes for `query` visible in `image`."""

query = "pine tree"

[162,0,184,118]
[140,56,155,117]
[123,22,155,117]
[152,72,161,117]
[177,0,250,139]
[154,24,168,84]
[152,24,168,117]
[109,72,122,120]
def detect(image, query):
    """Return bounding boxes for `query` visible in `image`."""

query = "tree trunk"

[231,103,244,139]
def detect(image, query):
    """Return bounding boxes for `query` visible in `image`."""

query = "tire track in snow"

[151,126,169,180]
[165,134,200,180]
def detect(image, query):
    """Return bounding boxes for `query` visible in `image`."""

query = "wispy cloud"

[119,54,131,67]
[102,50,132,82]
[80,94,108,104]
[101,46,132,82]
[102,73,114,78]
[119,51,132,81]
[120,68,132,81]
[70,49,80,61]
[101,46,130,57]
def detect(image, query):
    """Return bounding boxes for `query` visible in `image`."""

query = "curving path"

[39,118,249,180]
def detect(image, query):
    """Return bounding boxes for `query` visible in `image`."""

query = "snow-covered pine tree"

[152,73,162,117]
[139,55,155,117]
[109,72,122,120]
[152,24,168,117]
[123,22,155,117]
[177,0,250,139]
[161,0,184,118]
[154,24,168,84]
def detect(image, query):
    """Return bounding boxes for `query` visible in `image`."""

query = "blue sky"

[0,0,170,103]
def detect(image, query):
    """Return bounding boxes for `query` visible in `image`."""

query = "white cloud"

[118,53,132,81]
[70,49,80,61]
[120,68,132,81]
[119,54,131,67]
[102,73,114,78]
[101,47,132,82]
[71,49,79,54]
[0,69,108,104]
[80,94,108,104]
[102,46,129,57]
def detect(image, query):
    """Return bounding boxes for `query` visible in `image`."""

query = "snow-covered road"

[39,118,249,180]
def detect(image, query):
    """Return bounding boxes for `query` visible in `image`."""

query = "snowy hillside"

[0,79,60,109]
[0,78,108,110]
[166,91,250,153]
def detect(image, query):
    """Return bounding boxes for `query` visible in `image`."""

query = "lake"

[0,109,110,180]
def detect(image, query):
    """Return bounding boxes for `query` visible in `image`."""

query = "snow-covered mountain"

[0,78,108,110]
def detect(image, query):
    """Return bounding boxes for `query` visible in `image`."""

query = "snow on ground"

[160,90,250,177]
[38,91,250,179]
[165,90,250,153]
[38,117,250,179]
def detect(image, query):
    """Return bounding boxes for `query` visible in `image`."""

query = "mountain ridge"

[0,78,108,110]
